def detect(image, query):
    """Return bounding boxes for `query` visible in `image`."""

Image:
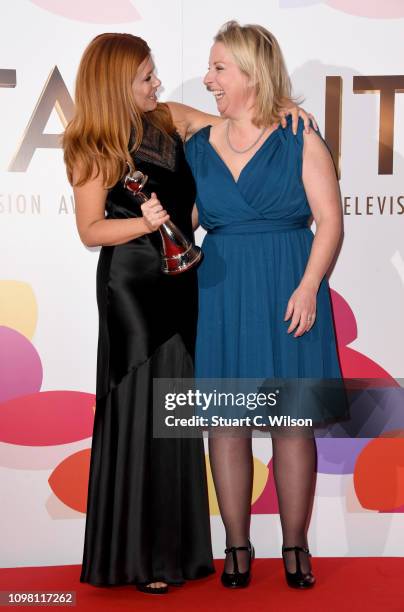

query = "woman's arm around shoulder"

[167,101,223,141]
[167,100,318,141]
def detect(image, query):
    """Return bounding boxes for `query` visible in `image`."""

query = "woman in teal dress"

[185,21,348,590]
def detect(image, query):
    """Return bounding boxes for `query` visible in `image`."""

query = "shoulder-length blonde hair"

[214,21,297,128]
[63,33,175,188]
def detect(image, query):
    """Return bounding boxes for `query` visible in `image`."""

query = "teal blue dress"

[185,117,347,423]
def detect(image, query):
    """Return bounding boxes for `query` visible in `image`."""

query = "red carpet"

[1,558,403,611]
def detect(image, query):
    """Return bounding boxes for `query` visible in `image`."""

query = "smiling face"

[132,55,161,113]
[203,41,255,119]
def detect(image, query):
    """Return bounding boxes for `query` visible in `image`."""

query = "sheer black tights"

[208,428,316,574]
[272,429,316,573]
[209,432,253,573]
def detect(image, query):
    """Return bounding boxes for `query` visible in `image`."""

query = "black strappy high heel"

[221,540,255,588]
[281,545,316,589]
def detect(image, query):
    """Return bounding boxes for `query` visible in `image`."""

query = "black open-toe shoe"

[221,540,255,588]
[136,582,168,594]
[281,545,316,589]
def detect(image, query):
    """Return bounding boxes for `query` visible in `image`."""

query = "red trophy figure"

[124,170,202,274]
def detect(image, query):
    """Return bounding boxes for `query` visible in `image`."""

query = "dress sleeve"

[290,117,306,179]
[295,116,327,146]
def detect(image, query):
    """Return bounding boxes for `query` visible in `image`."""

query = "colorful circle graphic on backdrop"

[29,0,140,23]
[279,0,404,18]
[2,279,403,515]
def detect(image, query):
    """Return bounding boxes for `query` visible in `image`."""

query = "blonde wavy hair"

[214,20,297,127]
[63,33,175,188]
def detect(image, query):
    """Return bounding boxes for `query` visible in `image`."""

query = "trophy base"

[161,244,203,275]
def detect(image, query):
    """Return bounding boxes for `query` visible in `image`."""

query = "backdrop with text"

[0,0,403,567]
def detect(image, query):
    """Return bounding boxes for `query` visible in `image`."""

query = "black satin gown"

[80,122,214,586]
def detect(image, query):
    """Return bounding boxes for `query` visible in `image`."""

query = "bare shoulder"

[166,101,223,141]
[302,128,328,155]
[302,128,338,190]
[72,159,105,191]
[302,128,334,169]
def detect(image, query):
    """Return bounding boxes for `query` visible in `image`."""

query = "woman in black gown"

[63,33,214,594]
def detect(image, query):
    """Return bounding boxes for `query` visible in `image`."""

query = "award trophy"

[124,170,202,275]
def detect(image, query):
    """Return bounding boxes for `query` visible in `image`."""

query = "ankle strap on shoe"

[224,545,250,575]
[224,545,250,553]
[282,546,311,577]
[282,545,310,555]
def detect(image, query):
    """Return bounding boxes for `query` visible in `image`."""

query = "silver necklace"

[225,120,267,154]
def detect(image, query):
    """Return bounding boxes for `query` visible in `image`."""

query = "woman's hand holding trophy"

[124,169,202,274]
[140,193,170,232]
